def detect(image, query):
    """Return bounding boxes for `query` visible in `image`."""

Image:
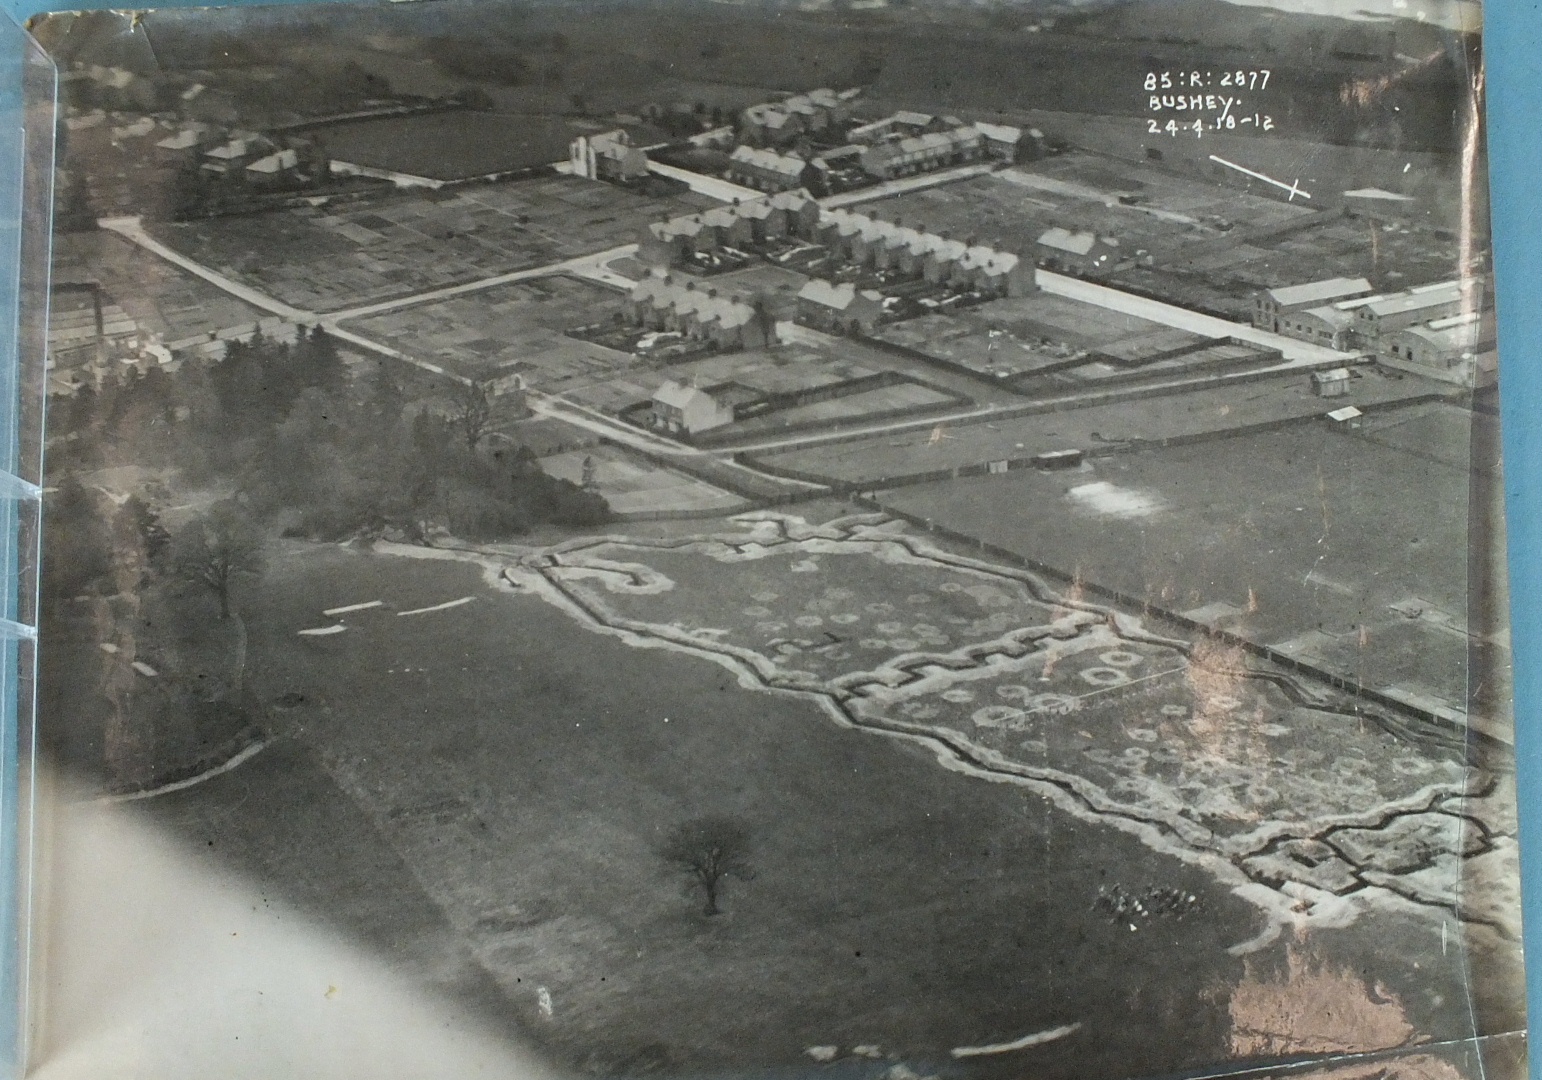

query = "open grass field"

[879,404,1496,727]
[538,446,747,517]
[345,274,633,386]
[723,380,961,440]
[316,112,604,181]
[874,294,1187,381]
[749,367,1450,477]
[126,525,1512,1079]
[150,176,715,313]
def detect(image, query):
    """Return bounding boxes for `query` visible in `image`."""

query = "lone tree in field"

[450,379,495,453]
[171,500,265,619]
[662,816,755,916]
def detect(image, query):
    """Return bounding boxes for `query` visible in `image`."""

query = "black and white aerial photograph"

[23,0,1522,1077]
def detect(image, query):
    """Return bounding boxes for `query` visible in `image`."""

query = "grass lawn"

[315,112,586,181]
[880,412,1486,720]
[119,538,1503,1078]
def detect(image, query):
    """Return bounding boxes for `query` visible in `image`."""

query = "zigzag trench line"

[396,513,1506,951]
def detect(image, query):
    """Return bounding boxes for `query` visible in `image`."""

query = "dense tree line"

[45,328,608,607]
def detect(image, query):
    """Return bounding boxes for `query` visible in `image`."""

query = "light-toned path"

[646,160,762,203]
[328,244,638,322]
[98,216,319,323]
[818,162,998,209]
[1037,270,1357,364]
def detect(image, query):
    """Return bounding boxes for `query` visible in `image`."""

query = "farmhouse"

[569,130,650,182]
[796,279,886,335]
[1034,228,1122,277]
[1253,277,1373,333]
[649,379,738,435]
[202,133,271,174]
[155,124,208,154]
[724,145,814,192]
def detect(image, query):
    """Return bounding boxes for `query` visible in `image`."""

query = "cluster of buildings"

[641,195,1029,299]
[62,104,307,181]
[197,132,302,178]
[568,130,651,183]
[815,208,1034,298]
[1254,275,1494,383]
[639,190,822,267]
[731,93,1028,188]
[627,271,777,352]
[847,111,1025,177]
[738,88,862,147]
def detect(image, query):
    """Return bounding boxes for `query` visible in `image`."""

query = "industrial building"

[1252,277,1373,333]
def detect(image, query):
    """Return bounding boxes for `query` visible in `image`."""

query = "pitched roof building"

[739,87,855,147]
[628,271,775,351]
[1252,276,1374,333]
[972,121,1023,160]
[859,126,983,179]
[1035,228,1122,276]
[649,379,738,435]
[570,129,650,182]
[1353,279,1476,337]
[1378,308,1497,386]
[818,209,1033,297]
[795,279,886,334]
[724,145,812,192]
[639,190,820,266]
